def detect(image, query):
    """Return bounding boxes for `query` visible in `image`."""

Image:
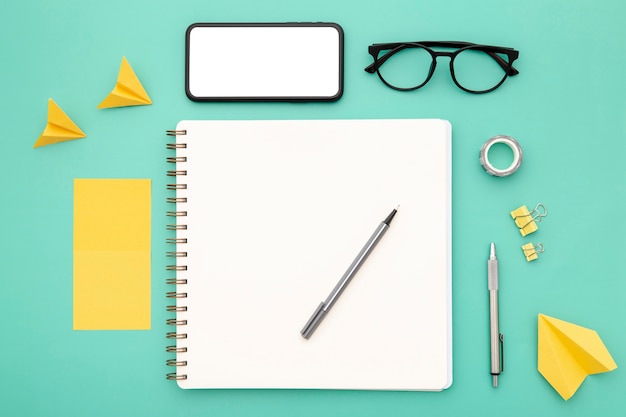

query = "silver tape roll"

[480,135,523,177]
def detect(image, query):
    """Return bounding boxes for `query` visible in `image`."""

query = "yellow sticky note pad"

[74,179,151,330]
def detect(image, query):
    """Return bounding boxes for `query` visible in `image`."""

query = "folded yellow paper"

[97,56,152,109]
[34,99,86,148]
[538,314,617,400]
[73,179,151,330]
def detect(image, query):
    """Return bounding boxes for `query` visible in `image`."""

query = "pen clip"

[499,333,505,373]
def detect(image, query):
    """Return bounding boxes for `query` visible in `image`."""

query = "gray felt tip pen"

[300,207,398,339]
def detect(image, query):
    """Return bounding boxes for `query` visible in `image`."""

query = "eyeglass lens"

[376,45,511,92]
[376,47,433,90]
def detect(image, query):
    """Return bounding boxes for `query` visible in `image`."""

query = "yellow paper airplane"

[33,99,86,148]
[538,314,617,400]
[97,56,152,109]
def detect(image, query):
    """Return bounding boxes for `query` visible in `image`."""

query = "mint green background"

[2,0,625,416]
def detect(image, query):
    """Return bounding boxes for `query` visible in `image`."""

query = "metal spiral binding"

[165,129,188,381]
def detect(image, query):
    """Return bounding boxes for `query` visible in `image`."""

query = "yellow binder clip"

[510,203,547,236]
[522,242,544,262]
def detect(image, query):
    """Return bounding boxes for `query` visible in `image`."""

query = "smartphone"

[185,22,344,102]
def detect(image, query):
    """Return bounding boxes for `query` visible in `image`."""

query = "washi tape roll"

[479,135,523,177]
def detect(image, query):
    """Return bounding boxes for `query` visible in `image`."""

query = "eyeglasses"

[365,41,519,94]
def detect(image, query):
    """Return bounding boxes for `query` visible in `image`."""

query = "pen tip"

[490,242,496,258]
[384,207,398,225]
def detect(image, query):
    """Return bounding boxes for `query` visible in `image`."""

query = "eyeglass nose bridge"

[430,51,457,59]
[423,50,457,86]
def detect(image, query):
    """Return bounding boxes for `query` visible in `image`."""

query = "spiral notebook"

[165,119,452,390]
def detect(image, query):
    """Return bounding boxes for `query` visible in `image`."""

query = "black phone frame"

[185,22,344,102]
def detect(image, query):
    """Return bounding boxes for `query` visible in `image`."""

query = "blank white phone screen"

[186,24,343,100]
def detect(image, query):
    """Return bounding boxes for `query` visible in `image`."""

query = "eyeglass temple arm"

[365,42,519,76]
[364,45,406,73]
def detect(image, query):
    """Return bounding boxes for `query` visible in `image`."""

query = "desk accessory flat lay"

[5,2,625,416]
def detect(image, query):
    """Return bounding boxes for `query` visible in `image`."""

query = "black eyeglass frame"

[365,41,520,94]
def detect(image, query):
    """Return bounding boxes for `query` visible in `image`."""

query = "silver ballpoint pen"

[488,242,504,387]
[301,207,398,339]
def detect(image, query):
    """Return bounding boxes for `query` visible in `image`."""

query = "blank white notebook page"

[172,119,452,390]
